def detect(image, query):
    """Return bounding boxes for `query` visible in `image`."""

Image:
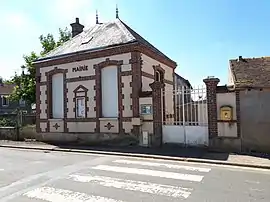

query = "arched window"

[52,73,64,118]
[101,66,118,117]
[155,70,164,83]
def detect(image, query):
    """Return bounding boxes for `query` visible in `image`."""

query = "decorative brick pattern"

[36,66,41,133]
[141,71,173,85]
[63,73,68,132]
[73,85,89,118]
[203,77,220,138]
[45,67,68,133]
[235,90,241,138]
[35,43,177,136]
[117,63,124,134]
[66,75,95,82]
[35,43,176,69]
[130,52,142,135]
[150,81,164,147]
[153,65,166,123]
[120,71,132,76]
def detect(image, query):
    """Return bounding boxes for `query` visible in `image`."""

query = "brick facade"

[203,77,220,138]
[150,81,164,147]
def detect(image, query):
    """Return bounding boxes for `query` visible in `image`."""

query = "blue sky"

[1,0,270,86]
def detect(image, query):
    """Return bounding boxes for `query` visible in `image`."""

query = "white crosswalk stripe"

[69,174,192,198]
[92,165,204,182]
[22,159,212,201]
[114,159,211,172]
[23,187,124,202]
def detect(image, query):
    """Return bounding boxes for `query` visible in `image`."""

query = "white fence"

[162,85,209,146]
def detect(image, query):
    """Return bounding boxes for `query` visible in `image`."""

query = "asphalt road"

[0,148,269,202]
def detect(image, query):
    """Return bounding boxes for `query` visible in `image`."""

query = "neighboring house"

[174,73,197,125]
[0,81,31,114]
[229,56,270,88]
[174,73,192,104]
[35,13,177,143]
[228,56,270,152]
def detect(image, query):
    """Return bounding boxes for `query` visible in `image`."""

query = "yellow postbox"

[220,106,233,121]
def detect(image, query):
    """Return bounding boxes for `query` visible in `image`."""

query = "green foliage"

[9,27,71,104]
[0,117,16,127]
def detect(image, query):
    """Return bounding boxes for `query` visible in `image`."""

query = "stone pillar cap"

[203,77,220,83]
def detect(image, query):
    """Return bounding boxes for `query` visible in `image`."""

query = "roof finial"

[116,4,119,19]
[96,10,99,24]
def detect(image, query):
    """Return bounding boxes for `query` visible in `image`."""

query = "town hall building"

[34,10,177,145]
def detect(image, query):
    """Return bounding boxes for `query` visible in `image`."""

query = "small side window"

[19,99,25,106]
[2,96,9,106]
[76,97,85,118]
[140,104,152,115]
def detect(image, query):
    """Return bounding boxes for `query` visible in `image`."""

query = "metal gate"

[162,85,208,147]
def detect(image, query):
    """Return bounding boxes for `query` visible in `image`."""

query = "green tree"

[9,28,71,104]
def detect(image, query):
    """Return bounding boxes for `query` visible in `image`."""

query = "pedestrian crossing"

[20,158,212,201]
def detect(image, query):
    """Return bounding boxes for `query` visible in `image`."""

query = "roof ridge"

[115,19,136,42]
[37,18,176,67]
[118,19,176,65]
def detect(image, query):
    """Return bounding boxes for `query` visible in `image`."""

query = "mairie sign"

[72,65,88,72]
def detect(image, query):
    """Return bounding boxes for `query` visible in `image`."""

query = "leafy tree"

[9,28,71,104]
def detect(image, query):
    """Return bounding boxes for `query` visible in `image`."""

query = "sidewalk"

[0,140,270,170]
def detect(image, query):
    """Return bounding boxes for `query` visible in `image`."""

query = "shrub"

[0,118,16,127]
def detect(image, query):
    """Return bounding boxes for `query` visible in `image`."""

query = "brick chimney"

[70,18,84,38]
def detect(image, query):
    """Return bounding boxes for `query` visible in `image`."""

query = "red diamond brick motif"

[53,123,60,130]
[104,122,114,130]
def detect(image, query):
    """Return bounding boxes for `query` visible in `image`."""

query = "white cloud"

[0,11,35,31]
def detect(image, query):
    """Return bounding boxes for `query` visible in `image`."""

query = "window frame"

[140,104,152,115]
[2,96,9,107]
[76,97,86,118]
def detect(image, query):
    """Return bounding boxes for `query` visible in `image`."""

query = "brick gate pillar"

[203,77,220,138]
[150,81,164,147]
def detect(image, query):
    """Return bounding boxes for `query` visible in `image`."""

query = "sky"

[1,0,270,86]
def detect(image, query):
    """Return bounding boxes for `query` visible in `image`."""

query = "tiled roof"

[230,56,270,87]
[174,73,192,88]
[38,19,175,65]
[0,84,15,95]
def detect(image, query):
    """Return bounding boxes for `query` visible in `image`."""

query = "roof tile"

[39,19,175,65]
[230,57,270,87]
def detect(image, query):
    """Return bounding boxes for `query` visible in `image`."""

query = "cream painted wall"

[123,122,133,133]
[67,80,96,118]
[67,122,96,133]
[141,53,174,123]
[39,53,131,82]
[40,122,47,132]
[39,53,132,134]
[142,122,153,134]
[217,92,237,120]
[217,92,237,137]
[217,122,237,137]
[141,54,173,81]
[142,76,154,91]
[40,85,47,119]
[122,75,132,117]
[164,83,174,122]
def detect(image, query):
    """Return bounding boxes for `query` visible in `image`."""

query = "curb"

[1,144,270,170]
